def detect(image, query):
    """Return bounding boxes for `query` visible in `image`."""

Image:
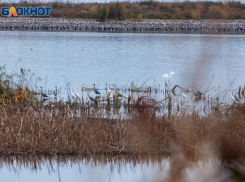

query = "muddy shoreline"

[0,18,245,32]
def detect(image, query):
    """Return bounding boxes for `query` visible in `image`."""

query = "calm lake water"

[0,31,245,98]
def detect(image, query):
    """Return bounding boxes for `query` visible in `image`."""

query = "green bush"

[117,3,127,20]
[107,2,127,20]
[99,6,110,21]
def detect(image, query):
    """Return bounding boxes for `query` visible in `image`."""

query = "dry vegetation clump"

[0,107,173,155]
[0,1,245,20]
[1,99,245,158]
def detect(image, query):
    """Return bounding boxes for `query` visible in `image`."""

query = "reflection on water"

[0,155,241,182]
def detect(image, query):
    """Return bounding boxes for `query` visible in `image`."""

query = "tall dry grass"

[0,1,245,20]
[0,100,245,158]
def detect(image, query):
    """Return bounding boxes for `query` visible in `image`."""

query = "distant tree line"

[1,1,245,21]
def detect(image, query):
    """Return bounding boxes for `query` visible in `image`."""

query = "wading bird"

[87,92,95,102]
[70,90,77,100]
[72,86,80,100]
[181,93,187,99]
[107,86,113,99]
[68,83,80,100]
[163,71,175,79]
[38,87,49,100]
[92,84,101,95]
[41,93,48,98]
[231,93,240,103]
[128,92,134,104]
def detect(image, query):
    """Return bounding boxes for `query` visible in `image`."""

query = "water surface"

[0,31,245,96]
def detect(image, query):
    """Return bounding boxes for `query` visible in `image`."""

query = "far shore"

[0,18,245,32]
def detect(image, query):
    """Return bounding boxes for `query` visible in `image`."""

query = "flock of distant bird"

[62,71,243,104]
[162,71,243,104]
[67,82,116,102]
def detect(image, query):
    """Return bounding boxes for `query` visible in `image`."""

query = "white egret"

[70,90,77,100]
[231,93,240,103]
[128,92,133,99]
[107,85,111,93]
[181,93,187,99]
[72,87,80,100]
[107,86,113,98]
[127,92,134,104]
[68,83,80,100]
[163,71,175,79]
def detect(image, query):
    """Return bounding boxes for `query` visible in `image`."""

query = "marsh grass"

[1,99,245,158]
[0,66,245,161]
